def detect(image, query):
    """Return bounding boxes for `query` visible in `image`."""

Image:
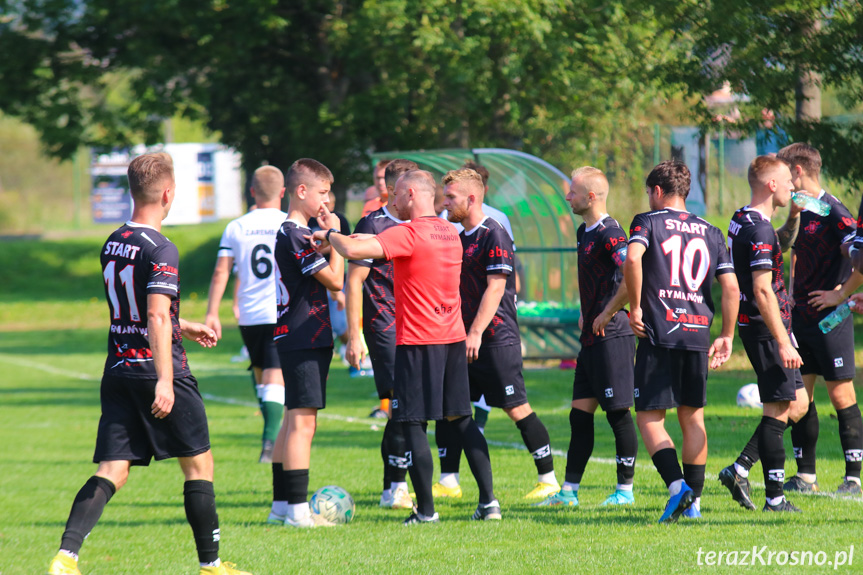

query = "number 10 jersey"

[629,209,734,351]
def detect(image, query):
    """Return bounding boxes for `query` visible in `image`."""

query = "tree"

[649,0,863,182]
[0,0,683,198]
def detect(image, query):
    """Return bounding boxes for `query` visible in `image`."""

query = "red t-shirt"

[375,216,466,345]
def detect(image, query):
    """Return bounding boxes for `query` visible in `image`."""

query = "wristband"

[326,228,340,241]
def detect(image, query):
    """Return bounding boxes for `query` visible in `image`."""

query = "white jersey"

[440,203,516,247]
[217,207,287,326]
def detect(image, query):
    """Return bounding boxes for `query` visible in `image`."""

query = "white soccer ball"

[310,485,355,525]
[736,383,762,409]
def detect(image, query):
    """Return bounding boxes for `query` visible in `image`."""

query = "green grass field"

[2,224,863,574]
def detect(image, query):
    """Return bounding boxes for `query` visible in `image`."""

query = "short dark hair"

[375,159,392,173]
[127,152,174,204]
[384,159,419,190]
[462,160,489,187]
[646,161,690,199]
[777,142,821,179]
[285,158,333,193]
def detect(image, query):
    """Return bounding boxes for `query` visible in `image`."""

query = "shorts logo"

[634,388,640,398]
[616,456,635,467]
[531,445,551,460]
[604,388,614,398]
[793,447,803,459]
[405,451,414,467]
[835,357,844,368]
[388,454,411,469]
[212,528,221,542]
[505,385,515,395]
[845,449,863,462]
[392,399,399,409]
[438,448,447,458]
[767,469,785,483]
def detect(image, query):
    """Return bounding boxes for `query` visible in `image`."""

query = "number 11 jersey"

[629,209,733,351]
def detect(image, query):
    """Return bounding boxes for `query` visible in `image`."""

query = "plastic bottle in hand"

[819,300,855,334]
[792,192,831,216]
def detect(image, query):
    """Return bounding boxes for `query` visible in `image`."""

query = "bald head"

[571,166,609,201]
[392,169,437,220]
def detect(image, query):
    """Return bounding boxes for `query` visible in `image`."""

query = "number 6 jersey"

[216,207,287,326]
[629,209,734,351]
[100,221,190,379]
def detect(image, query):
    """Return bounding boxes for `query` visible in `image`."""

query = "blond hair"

[442,168,484,190]
[251,165,285,201]
[748,155,788,188]
[571,166,609,199]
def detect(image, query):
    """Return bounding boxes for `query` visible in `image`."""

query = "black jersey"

[352,206,401,336]
[273,219,333,351]
[728,207,792,340]
[629,209,733,351]
[100,222,190,379]
[792,192,857,325]
[577,215,631,347]
[459,217,520,348]
[855,194,863,248]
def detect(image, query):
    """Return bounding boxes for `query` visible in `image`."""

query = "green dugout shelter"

[371,148,582,359]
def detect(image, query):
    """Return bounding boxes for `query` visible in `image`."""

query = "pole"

[718,123,725,216]
[653,123,661,165]
[73,148,81,229]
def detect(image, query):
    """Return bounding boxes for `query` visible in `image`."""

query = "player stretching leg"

[267,159,344,528]
[347,159,419,509]
[442,168,559,500]
[47,153,250,575]
[537,167,637,508]
[625,161,739,523]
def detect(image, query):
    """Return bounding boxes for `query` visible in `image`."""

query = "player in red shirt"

[310,170,499,524]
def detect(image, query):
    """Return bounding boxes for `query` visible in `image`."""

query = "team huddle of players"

[46,142,863,574]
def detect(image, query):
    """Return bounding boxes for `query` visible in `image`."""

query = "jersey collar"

[382,205,407,224]
[286,217,310,229]
[463,216,489,236]
[584,213,609,232]
[742,205,771,221]
[125,220,158,231]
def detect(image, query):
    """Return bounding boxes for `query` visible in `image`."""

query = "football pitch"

[1,228,862,574]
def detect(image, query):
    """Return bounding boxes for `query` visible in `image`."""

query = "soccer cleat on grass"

[432,482,463,498]
[601,489,635,506]
[258,440,274,464]
[763,498,802,513]
[403,511,440,525]
[523,482,560,500]
[266,511,286,525]
[718,465,756,510]
[368,407,388,419]
[658,483,694,524]
[285,512,332,527]
[200,561,253,575]
[534,489,578,507]
[682,503,702,519]
[47,552,81,575]
[783,475,819,493]
[391,485,414,509]
[471,500,502,521]
[836,479,862,497]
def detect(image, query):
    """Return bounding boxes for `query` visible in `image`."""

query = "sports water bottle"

[819,300,855,334]
[791,192,831,216]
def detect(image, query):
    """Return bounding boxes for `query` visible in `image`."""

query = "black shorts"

[367,330,396,400]
[468,343,528,409]
[93,374,210,465]
[573,336,635,411]
[741,335,804,403]
[792,313,856,381]
[239,324,280,371]
[392,341,472,423]
[279,347,332,410]
[633,340,708,411]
